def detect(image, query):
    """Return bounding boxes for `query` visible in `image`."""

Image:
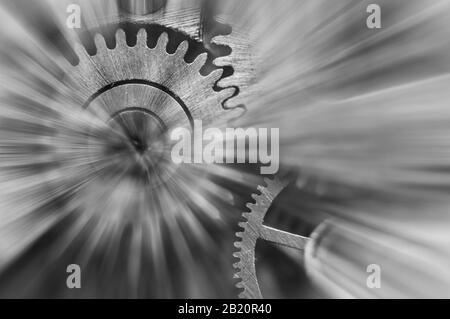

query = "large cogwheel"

[67,29,241,127]
[234,178,310,299]
[56,0,252,114]
[63,29,244,192]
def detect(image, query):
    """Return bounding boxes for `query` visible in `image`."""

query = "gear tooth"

[73,43,89,64]
[236,231,244,238]
[94,33,107,51]
[175,40,189,57]
[115,29,126,46]
[223,98,247,112]
[208,68,224,83]
[211,35,229,47]
[191,53,208,71]
[256,185,266,193]
[236,281,244,289]
[216,76,235,89]
[246,202,255,210]
[231,177,288,299]
[237,223,247,230]
[218,87,238,105]
[136,28,148,47]
[213,56,231,68]
[156,32,169,51]
[242,212,251,219]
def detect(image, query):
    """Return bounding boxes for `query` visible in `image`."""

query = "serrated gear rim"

[233,177,288,299]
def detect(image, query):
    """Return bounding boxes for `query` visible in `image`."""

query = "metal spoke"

[260,225,309,250]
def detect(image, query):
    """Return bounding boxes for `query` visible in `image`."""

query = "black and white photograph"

[0,0,449,311]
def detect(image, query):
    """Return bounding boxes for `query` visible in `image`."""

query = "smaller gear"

[212,16,256,111]
[233,177,310,299]
[210,0,259,111]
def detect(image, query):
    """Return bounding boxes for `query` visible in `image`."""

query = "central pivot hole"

[130,136,147,154]
[105,108,168,179]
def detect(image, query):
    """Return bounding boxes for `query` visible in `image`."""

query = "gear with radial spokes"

[234,177,311,299]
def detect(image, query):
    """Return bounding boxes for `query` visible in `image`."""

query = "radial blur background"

[1,0,450,298]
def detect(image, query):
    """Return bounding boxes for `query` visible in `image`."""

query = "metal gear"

[212,25,256,110]
[63,29,244,190]
[52,0,251,114]
[211,6,258,111]
[67,29,242,125]
[234,177,310,299]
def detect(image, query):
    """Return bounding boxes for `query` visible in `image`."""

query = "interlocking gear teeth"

[233,177,310,299]
[211,17,256,112]
[67,28,239,124]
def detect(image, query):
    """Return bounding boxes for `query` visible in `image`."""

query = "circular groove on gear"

[109,107,168,130]
[82,79,194,128]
